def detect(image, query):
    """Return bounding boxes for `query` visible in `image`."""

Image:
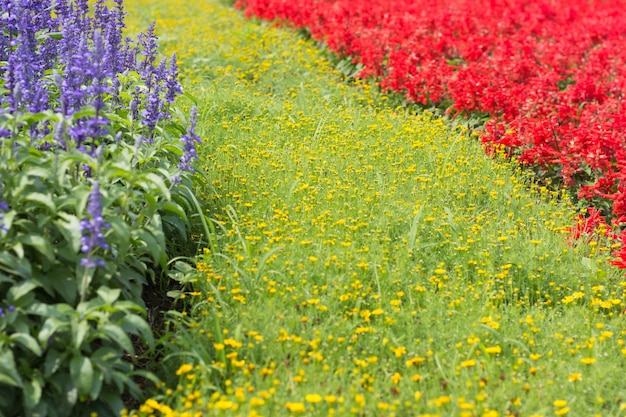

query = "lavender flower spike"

[165,53,183,104]
[178,106,201,172]
[79,181,110,268]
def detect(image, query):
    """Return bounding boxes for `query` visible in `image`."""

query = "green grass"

[124,1,626,416]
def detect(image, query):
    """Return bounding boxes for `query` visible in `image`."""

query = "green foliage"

[0,76,204,417]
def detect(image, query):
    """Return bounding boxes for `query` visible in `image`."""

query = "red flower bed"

[236,0,626,263]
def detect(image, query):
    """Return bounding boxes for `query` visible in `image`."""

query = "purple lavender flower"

[79,181,110,268]
[130,86,142,122]
[142,82,165,135]
[165,53,183,104]
[137,22,159,80]
[2,3,49,114]
[0,306,15,318]
[68,115,109,150]
[58,34,94,115]
[101,0,127,75]
[178,106,201,172]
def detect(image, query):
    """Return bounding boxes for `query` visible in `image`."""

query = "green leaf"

[17,234,55,263]
[29,302,72,318]
[72,320,90,350]
[0,252,32,278]
[142,172,171,200]
[8,281,39,303]
[38,317,70,348]
[47,267,77,304]
[166,289,182,300]
[0,349,23,388]
[581,257,595,270]
[107,217,130,258]
[43,349,64,377]
[24,192,56,213]
[122,313,154,349]
[101,324,134,354]
[22,373,43,411]
[69,354,93,401]
[11,241,24,259]
[97,286,121,305]
[163,214,188,241]
[133,229,164,265]
[128,369,161,387]
[91,347,118,365]
[10,333,42,357]
[89,368,104,401]
[160,201,188,222]
[54,212,82,254]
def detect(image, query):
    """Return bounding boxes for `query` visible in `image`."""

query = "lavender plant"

[0,1,206,415]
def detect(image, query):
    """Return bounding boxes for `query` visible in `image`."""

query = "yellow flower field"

[123,0,626,416]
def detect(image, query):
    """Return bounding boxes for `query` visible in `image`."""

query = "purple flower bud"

[142,82,164,135]
[165,53,183,104]
[130,86,142,121]
[137,22,159,75]
[0,305,13,317]
[79,181,110,268]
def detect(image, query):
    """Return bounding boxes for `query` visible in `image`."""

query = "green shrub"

[0,1,207,415]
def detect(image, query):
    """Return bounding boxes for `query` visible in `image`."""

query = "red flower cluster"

[236,0,626,265]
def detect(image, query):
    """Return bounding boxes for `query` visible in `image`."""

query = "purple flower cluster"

[1,0,185,146]
[0,305,15,318]
[140,51,183,140]
[1,0,192,269]
[179,107,201,172]
[79,182,110,268]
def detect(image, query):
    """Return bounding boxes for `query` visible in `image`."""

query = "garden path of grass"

[124,1,626,416]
